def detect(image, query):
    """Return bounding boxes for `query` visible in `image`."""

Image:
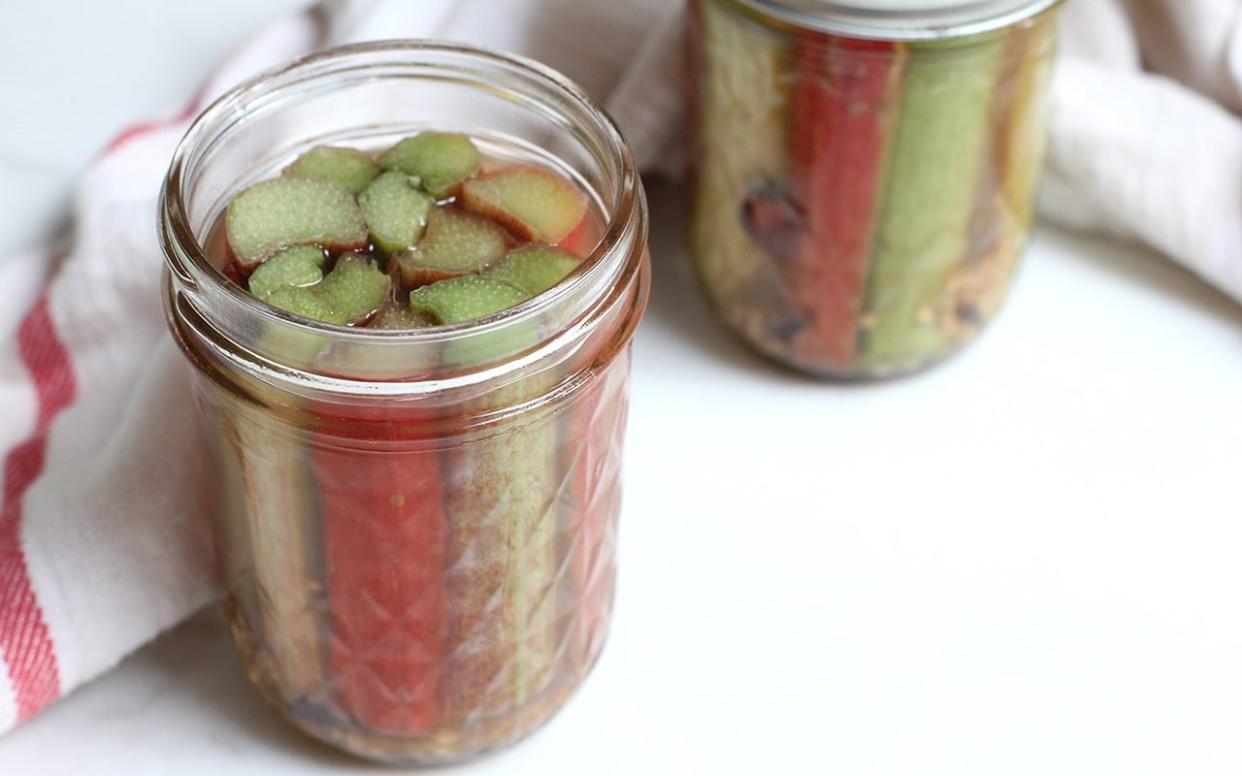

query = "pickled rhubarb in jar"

[162,43,650,765]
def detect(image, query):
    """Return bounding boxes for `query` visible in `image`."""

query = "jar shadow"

[1039,225,1242,330]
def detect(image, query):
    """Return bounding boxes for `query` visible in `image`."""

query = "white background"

[1,2,1240,774]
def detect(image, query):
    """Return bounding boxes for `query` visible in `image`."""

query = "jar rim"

[161,39,643,353]
[728,0,1062,40]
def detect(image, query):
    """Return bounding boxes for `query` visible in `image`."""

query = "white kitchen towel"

[1042,0,1242,304]
[0,0,1238,736]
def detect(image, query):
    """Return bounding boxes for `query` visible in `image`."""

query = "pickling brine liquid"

[191,135,629,763]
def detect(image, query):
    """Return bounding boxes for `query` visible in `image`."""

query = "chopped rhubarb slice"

[265,287,333,322]
[409,276,529,325]
[379,132,482,198]
[226,177,367,268]
[460,165,587,243]
[372,301,436,330]
[246,245,326,301]
[393,207,509,288]
[267,254,390,326]
[486,244,581,296]
[358,171,435,256]
[317,254,392,322]
[283,145,380,195]
[555,214,598,256]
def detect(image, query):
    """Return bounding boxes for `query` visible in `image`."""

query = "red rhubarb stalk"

[785,34,903,368]
[312,404,449,735]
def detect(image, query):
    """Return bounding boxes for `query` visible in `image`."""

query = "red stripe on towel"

[0,296,78,722]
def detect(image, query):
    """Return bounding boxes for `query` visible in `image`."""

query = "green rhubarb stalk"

[411,277,562,722]
[445,390,560,717]
[689,0,795,342]
[966,13,1059,319]
[200,396,261,638]
[214,382,326,706]
[859,37,1007,369]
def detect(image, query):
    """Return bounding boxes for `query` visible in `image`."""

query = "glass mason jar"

[687,0,1063,379]
[160,42,650,764]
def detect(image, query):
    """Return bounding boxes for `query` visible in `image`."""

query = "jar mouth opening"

[731,0,1062,40]
[162,40,642,349]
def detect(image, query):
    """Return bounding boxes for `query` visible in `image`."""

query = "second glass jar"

[687,0,1063,378]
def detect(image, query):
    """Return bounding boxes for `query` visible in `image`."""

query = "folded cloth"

[1042,0,1242,304]
[0,0,1238,735]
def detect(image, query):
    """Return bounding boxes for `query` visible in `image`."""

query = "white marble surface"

[1,2,1241,774]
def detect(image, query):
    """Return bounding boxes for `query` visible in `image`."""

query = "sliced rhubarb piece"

[372,301,436,330]
[379,132,481,198]
[266,286,334,322]
[393,207,509,288]
[460,165,587,243]
[267,254,390,326]
[554,212,599,256]
[284,145,380,195]
[486,244,581,297]
[247,245,326,302]
[226,177,367,268]
[357,171,435,256]
[409,275,529,325]
[317,254,392,323]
